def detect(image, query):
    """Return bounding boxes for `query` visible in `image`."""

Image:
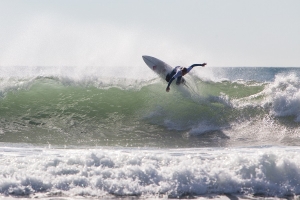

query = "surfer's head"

[182,68,188,76]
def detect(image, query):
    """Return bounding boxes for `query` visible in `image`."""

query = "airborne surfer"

[165,63,207,92]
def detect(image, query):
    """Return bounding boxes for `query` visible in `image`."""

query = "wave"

[1,68,300,147]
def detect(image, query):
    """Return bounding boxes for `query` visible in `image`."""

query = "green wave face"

[1,70,300,147]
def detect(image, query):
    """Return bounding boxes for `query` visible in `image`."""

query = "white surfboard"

[142,55,200,97]
[142,55,186,83]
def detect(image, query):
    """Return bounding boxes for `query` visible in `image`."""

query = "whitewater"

[1,65,300,199]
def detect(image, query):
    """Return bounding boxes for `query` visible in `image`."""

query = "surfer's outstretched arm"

[190,63,206,67]
[186,63,207,72]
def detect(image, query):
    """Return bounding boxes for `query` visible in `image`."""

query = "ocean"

[1,65,300,199]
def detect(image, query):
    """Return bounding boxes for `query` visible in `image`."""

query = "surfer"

[166,63,206,92]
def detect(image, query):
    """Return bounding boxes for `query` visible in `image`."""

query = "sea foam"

[1,146,300,198]
[263,72,300,122]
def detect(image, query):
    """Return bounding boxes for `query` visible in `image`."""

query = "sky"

[0,0,299,67]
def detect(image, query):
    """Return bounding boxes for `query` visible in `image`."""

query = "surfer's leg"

[165,74,171,82]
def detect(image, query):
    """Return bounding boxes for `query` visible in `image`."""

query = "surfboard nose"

[142,55,150,62]
[142,55,154,67]
[142,55,165,68]
[142,55,151,64]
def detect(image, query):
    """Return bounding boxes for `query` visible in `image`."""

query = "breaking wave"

[1,67,300,147]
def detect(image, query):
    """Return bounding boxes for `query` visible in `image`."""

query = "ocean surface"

[1,65,300,199]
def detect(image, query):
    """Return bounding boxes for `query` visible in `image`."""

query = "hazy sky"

[0,0,299,67]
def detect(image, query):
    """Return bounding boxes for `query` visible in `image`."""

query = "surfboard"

[142,55,185,83]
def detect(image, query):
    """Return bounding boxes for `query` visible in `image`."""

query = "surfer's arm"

[186,63,207,72]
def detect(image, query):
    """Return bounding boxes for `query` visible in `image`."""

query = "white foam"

[263,73,300,122]
[230,72,300,122]
[0,77,35,98]
[0,146,300,198]
[188,122,223,136]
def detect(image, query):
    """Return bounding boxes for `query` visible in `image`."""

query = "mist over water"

[0,14,205,68]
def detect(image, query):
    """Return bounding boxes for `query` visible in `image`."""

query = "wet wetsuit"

[166,64,204,89]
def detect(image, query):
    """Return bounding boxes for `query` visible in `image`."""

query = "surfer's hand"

[166,87,170,92]
[202,63,207,67]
